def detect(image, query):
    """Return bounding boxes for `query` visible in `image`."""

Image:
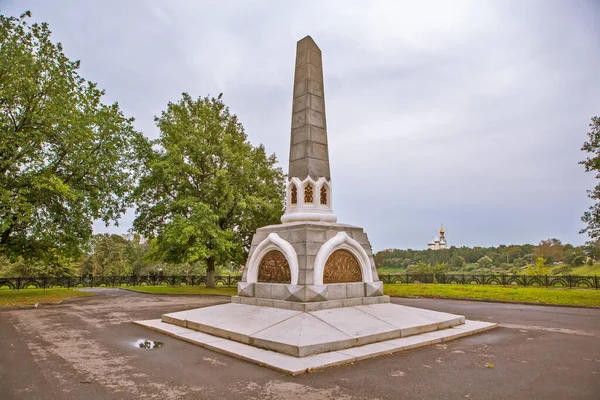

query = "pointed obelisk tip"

[297,35,321,52]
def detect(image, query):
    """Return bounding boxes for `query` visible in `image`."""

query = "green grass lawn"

[3,284,596,308]
[129,283,600,307]
[0,288,94,307]
[384,284,600,307]
[558,263,600,276]
[126,285,237,296]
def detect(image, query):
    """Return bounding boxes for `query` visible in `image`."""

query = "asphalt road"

[1,289,599,400]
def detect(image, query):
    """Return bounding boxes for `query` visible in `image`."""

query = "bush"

[464,264,477,272]
[554,264,573,275]
[477,256,493,269]
[570,255,586,267]
[513,258,526,268]
[526,257,548,276]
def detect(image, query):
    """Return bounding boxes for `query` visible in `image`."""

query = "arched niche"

[246,233,298,285]
[313,232,373,285]
[323,249,362,283]
[258,250,291,283]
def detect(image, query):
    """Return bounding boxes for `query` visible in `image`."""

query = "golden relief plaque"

[323,249,362,284]
[257,250,291,283]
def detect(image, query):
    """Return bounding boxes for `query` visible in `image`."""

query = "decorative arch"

[313,232,373,285]
[246,233,299,285]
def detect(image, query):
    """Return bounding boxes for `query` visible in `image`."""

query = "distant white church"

[428,225,447,250]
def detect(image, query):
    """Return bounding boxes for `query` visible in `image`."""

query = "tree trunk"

[206,257,215,288]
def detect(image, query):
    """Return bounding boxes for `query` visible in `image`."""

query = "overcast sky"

[3,0,599,250]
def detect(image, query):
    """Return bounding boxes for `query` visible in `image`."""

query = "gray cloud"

[4,0,599,250]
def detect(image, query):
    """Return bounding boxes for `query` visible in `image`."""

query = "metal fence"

[379,273,599,289]
[0,275,242,290]
[1,273,598,290]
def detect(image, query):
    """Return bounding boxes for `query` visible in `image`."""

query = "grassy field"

[384,284,600,307]
[3,284,598,308]
[0,289,94,307]
[551,263,600,276]
[131,284,600,307]
[127,285,238,296]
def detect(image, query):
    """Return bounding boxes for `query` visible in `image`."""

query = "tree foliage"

[525,257,548,276]
[450,255,466,269]
[406,261,449,275]
[533,238,563,264]
[580,116,600,238]
[375,238,594,275]
[0,12,148,261]
[81,234,134,276]
[133,93,285,286]
[477,256,493,269]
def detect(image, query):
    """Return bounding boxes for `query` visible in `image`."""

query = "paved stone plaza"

[1,288,599,400]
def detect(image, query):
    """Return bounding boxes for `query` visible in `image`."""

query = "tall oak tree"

[133,93,285,287]
[0,12,148,262]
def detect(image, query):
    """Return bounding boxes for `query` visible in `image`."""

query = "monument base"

[134,302,497,374]
[231,294,390,311]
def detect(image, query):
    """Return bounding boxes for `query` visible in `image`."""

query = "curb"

[388,295,600,309]
[0,294,93,311]
[0,300,66,310]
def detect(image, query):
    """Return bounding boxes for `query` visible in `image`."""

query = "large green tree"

[533,238,564,264]
[0,12,148,262]
[580,116,600,238]
[82,234,131,276]
[133,93,285,287]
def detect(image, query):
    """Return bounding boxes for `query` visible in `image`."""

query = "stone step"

[134,317,497,375]
[231,294,390,311]
[160,302,465,357]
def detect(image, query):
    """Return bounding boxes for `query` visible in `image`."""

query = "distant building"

[428,225,447,250]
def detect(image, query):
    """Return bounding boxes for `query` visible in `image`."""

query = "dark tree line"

[375,238,592,275]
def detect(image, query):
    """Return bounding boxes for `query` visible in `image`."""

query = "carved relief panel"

[320,185,327,205]
[257,250,291,283]
[291,184,297,204]
[323,249,362,284]
[304,184,314,204]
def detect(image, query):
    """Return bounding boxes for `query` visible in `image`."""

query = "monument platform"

[134,303,496,374]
